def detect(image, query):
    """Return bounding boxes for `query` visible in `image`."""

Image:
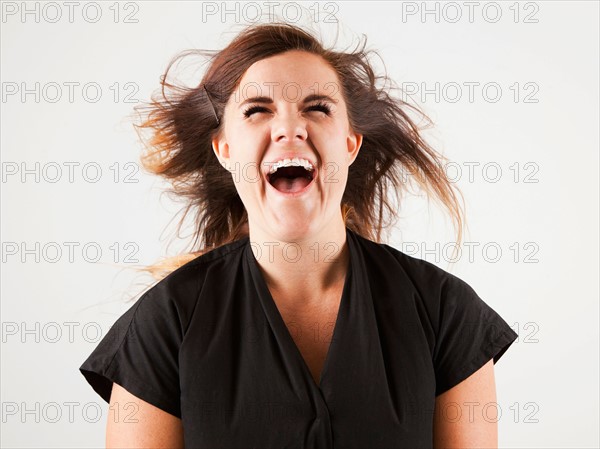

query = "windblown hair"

[133,22,465,281]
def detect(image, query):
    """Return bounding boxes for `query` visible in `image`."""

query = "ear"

[346,130,363,166]
[212,135,230,170]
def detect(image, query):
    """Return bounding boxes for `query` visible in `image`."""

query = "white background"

[1,1,598,447]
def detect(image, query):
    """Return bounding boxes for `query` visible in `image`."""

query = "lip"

[266,166,318,198]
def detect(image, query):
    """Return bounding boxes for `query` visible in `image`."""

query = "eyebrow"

[239,94,339,108]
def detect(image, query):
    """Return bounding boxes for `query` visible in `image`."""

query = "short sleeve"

[79,290,183,418]
[433,274,518,397]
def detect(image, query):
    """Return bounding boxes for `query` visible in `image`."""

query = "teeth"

[268,157,314,175]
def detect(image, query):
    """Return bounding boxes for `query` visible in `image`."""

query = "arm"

[433,359,498,449]
[106,382,184,449]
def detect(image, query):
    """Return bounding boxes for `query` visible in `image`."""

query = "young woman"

[80,22,518,448]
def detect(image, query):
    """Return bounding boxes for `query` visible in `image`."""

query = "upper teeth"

[268,158,314,175]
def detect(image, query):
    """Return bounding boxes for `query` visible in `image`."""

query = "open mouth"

[267,166,315,194]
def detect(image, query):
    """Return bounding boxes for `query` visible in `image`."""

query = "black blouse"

[80,227,518,448]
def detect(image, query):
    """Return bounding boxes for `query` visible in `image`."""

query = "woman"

[80,22,518,448]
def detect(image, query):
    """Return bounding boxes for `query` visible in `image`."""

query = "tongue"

[272,177,311,193]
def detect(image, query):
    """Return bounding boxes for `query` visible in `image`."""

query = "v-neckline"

[245,228,354,391]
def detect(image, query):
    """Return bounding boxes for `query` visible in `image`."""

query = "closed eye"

[242,102,332,118]
[306,102,332,115]
[242,105,270,118]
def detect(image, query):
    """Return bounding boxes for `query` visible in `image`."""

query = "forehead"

[234,50,341,101]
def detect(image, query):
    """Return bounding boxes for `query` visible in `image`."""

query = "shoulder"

[147,236,249,294]
[351,231,476,326]
[352,230,460,294]
[132,237,250,333]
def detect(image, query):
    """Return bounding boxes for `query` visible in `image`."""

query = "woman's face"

[212,50,362,241]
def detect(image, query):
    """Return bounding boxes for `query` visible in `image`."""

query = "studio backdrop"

[1,1,598,448]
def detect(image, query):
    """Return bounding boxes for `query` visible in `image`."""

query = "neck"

[248,217,349,311]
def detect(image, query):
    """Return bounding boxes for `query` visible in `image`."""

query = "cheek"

[333,166,349,188]
[231,126,265,151]
[311,123,351,153]
[228,144,263,187]
[313,119,349,141]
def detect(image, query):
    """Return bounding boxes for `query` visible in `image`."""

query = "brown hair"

[132,22,465,281]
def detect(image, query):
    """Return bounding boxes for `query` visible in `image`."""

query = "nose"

[271,110,308,143]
